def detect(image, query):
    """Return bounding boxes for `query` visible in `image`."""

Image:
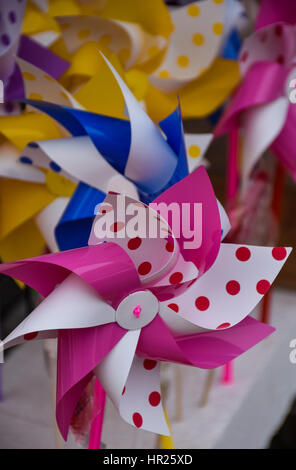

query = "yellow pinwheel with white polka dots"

[23,0,240,121]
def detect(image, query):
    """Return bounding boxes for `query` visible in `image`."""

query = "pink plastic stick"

[88,379,106,449]
[222,361,234,384]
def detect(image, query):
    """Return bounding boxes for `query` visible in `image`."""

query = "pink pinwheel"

[0,168,291,440]
[215,17,296,186]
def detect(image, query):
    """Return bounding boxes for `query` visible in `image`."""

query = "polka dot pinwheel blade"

[3,273,116,349]
[89,192,181,286]
[184,132,212,173]
[150,0,225,91]
[239,23,295,76]
[0,139,45,182]
[163,244,292,330]
[0,0,26,81]
[119,355,169,435]
[18,57,80,107]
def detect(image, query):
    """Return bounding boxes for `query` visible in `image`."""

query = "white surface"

[0,288,296,449]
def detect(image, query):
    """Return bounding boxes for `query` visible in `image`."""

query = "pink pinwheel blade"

[137,314,274,370]
[272,104,296,180]
[57,322,126,440]
[256,0,296,29]
[153,167,221,276]
[0,243,141,306]
[215,63,288,138]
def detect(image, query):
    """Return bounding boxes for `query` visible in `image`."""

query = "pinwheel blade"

[241,97,289,188]
[150,0,225,91]
[3,273,115,348]
[163,244,291,330]
[0,0,26,81]
[20,135,138,197]
[138,314,275,370]
[94,329,140,410]
[101,55,178,193]
[120,355,169,435]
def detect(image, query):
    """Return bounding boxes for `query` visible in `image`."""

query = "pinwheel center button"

[116,291,159,330]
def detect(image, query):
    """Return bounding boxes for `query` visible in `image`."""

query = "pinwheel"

[215,5,296,187]
[0,0,69,112]
[0,166,291,440]
[0,53,211,261]
[214,0,296,340]
[0,56,83,261]
[22,0,240,121]
[0,0,74,262]
[14,55,212,252]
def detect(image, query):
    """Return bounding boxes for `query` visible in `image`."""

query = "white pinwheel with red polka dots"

[90,190,291,333]
[0,168,291,439]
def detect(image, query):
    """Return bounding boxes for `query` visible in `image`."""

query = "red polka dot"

[169,272,183,285]
[226,280,240,295]
[272,247,287,261]
[138,262,152,276]
[256,279,270,295]
[166,241,174,252]
[240,50,249,62]
[99,204,113,214]
[216,323,231,330]
[195,296,210,311]
[132,412,143,428]
[149,391,161,407]
[275,24,283,36]
[122,386,126,395]
[110,221,125,232]
[236,247,251,262]
[128,237,142,250]
[143,359,157,370]
[168,303,179,312]
[277,55,284,64]
[24,332,38,341]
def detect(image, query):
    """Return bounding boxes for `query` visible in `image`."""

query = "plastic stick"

[88,379,106,449]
